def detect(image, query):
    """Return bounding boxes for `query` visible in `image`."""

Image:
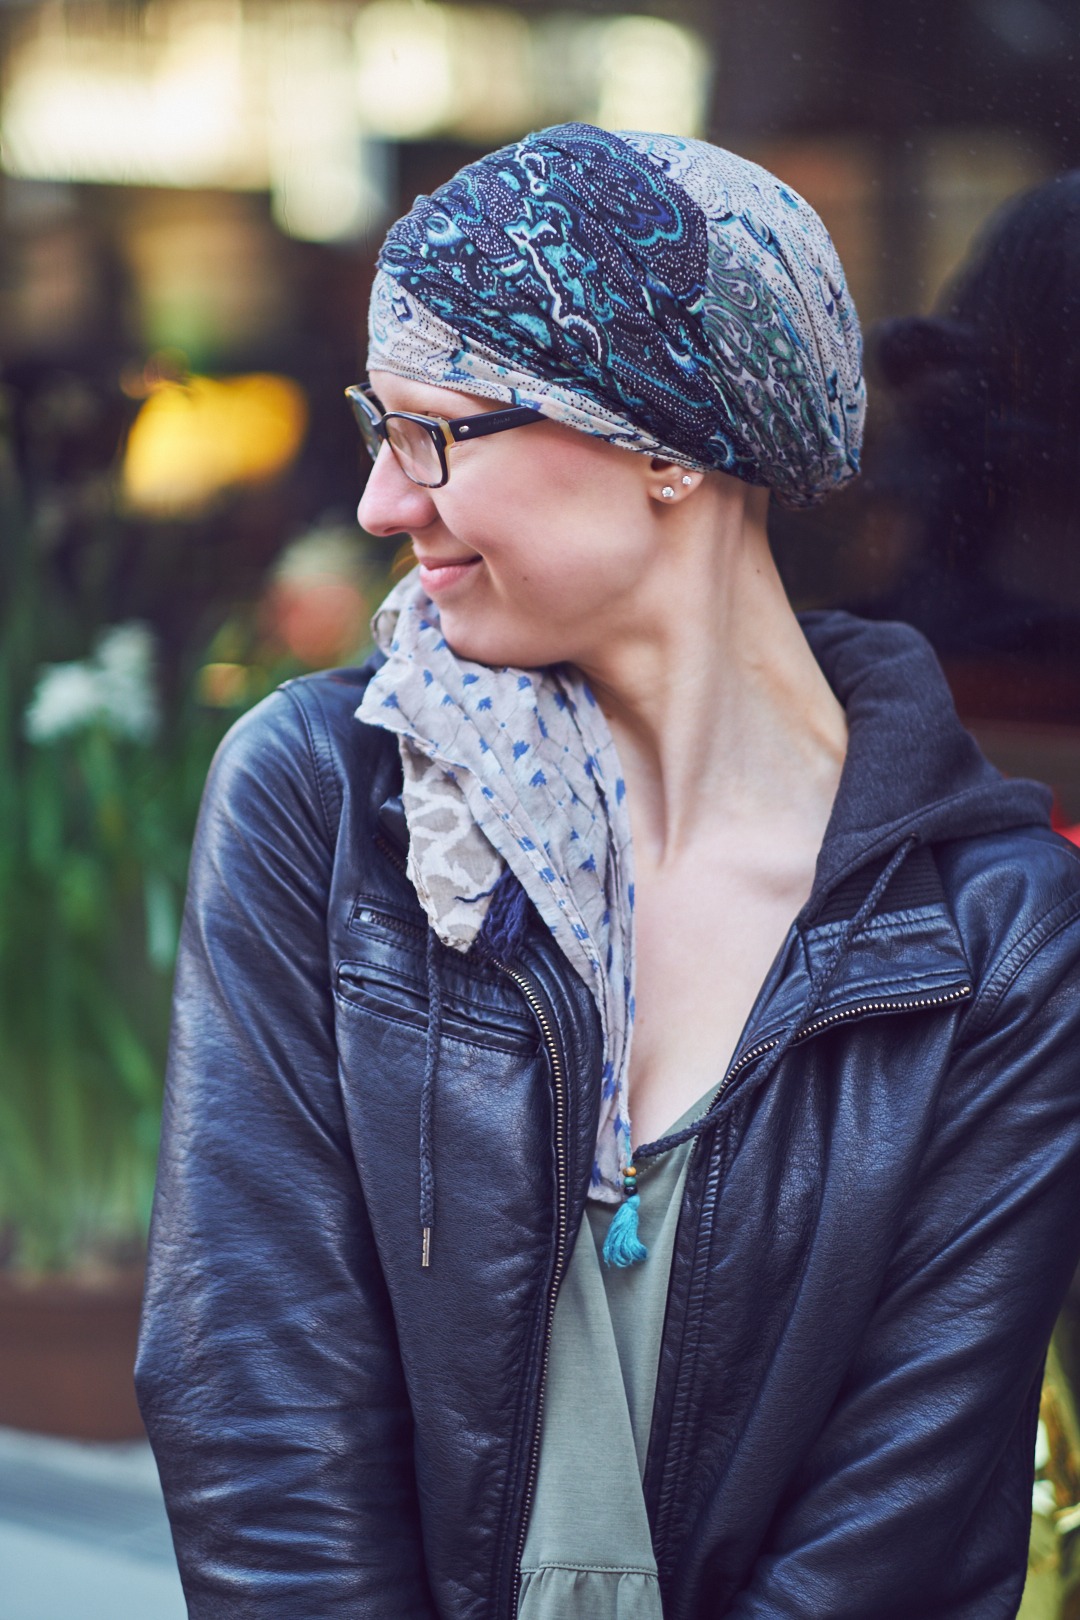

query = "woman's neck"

[578,488,848,868]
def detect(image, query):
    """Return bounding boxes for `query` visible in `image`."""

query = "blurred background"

[1,1,1079,1614]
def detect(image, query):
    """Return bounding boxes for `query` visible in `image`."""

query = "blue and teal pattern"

[367,123,865,507]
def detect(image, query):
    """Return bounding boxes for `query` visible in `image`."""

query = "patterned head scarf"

[367,122,865,507]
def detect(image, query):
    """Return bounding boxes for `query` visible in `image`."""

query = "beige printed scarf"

[358,569,636,1204]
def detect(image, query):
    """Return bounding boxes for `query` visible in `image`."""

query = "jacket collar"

[799,611,1050,907]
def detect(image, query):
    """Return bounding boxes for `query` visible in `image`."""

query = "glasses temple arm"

[448,407,545,442]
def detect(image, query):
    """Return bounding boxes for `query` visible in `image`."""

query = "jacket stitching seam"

[804,969,971,1000]
[807,906,953,939]
[955,891,1080,1049]
[281,682,339,844]
[345,898,512,989]
[332,982,536,1053]
[339,946,518,1002]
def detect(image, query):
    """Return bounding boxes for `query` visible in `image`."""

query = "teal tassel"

[603,1190,647,1268]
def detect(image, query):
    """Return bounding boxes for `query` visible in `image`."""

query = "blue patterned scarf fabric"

[368,122,865,507]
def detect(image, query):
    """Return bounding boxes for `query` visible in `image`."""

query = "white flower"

[1030,1419,1056,1519]
[24,621,160,745]
[24,663,105,742]
[94,623,159,742]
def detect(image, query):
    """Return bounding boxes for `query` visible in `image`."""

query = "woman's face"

[358,370,675,670]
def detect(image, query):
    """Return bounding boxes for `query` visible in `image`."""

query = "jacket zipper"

[648,977,973,1573]
[702,982,972,1117]
[492,956,571,1620]
[374,829,410,878]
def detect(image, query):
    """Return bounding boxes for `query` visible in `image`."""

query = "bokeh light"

[122,373,308,515]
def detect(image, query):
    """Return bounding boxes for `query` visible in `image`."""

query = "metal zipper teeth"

[650,977,974,1565]
[492,956,570,1619]
[795,982,972,1041]
[353,904,424,942]
[357,887,521,997]
[702,982,973,1116]
[374,830,409,877]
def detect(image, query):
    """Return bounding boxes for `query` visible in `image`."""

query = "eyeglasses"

[344,382,544,488]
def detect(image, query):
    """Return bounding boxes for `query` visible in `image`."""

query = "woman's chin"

[439,611,562,672]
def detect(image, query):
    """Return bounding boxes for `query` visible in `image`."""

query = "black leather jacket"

[136,612,1080,1620]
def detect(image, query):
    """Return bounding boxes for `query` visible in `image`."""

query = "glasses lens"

[385,416,445,487]
[347,391,383,462]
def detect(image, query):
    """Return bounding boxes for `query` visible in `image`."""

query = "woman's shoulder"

[937,822,1080,1030]
[939,819,1080,925]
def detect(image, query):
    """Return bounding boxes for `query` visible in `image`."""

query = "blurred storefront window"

[0,1,709,237]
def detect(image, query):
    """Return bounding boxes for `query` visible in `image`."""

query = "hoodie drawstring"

[419,925,443,1268]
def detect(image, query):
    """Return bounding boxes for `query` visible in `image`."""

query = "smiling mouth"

[416,555,483,594]
[415,554,480,572]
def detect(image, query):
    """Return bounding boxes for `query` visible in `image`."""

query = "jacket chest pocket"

[335,899,539,1055]
[333,898,553,1292]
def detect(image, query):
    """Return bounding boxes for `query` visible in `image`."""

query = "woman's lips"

[417,556,482,595]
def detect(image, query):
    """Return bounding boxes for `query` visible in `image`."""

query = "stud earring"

[681,475,693,486]
[661,486,675,499]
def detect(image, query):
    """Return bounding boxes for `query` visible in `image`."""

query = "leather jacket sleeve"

[726,889,1080,1620]
[135,689,437,1618]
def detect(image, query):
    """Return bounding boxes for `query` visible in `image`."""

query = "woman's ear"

[646,459,702,505]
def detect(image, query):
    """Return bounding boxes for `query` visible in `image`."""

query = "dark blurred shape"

[875,169,1080,529]
[857,170,1080,722]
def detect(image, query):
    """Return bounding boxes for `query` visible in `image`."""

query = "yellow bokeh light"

[122,374,308,516]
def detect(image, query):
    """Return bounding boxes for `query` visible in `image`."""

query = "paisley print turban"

[367,122,865,508]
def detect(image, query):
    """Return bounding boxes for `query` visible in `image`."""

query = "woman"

[136,125,1080,1620]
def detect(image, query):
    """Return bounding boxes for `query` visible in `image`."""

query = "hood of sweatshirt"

[799,610,1051,910]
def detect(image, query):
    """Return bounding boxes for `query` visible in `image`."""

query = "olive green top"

[518,1088,710,1620]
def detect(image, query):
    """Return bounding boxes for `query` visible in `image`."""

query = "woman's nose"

[357,445,439,537]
